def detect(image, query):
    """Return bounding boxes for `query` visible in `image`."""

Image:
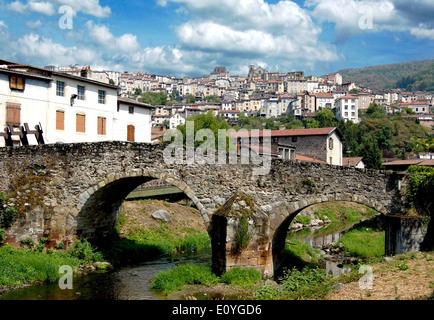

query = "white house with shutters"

[0,59,154,147]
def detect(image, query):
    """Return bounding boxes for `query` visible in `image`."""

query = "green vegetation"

[151,264,218,295]
[336,59,434,91]
[393,63,434,92]
[151,264,262,295]
[285,239,322,263]
[220,267,262,288]
[0,193,17,245]
[103,218,211,266]
[0,238,106,288]
[406,166,434,217]
[338,228,385,258]
[234,215,252,254]
[138,91,168,106]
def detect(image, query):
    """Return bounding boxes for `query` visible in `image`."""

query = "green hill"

[393,63,434,92]
[335,59,434,91]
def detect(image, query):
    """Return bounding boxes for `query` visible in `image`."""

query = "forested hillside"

[335,59,434,91]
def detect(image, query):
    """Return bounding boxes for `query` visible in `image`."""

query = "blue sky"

[0,0,433,78]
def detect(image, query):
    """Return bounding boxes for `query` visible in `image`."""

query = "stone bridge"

[0,141,409,278]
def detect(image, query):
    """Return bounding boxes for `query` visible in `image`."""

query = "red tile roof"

[296,154,326,163]
[343,157,363,167]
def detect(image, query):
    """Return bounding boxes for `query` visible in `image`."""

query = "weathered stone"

[152,210,171,222]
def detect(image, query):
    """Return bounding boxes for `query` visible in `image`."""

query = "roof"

[336,94,357,101]
[314,93,334,98]
[117,97,155,109]
[343,157,363,167]
[242,144,280,156]
[296,154,326,163]
[382,159,434,167]
[231,127,343,139]
[399,101,429,106]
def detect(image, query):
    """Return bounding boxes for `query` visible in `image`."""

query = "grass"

[338,228,385,258]
[151,263,218,295]
[101,221,212,266]
[285,239,322,263]
[0,245,81,287]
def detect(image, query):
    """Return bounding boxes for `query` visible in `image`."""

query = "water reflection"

[0,253,211,301]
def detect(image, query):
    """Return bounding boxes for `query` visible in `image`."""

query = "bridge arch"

[270,194,388,276]
[70,168,210,241]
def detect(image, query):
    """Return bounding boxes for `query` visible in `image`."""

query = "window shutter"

[97,117,106,135]
[56,111,65,130]
[6,104,21,127]
[17,76,24,90]
[127,124,135,142]
[76,114,85,133]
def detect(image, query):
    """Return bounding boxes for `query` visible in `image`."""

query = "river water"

[0,226,352,300]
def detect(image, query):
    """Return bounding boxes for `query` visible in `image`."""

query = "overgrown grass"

[0,245,81,287]
[151,263,218,295]
[285,239,322,263]
[151,264,262,295]
[338,228,385,258]
[220,267,262,288]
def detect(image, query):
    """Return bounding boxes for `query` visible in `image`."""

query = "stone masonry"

[0,141,409,277]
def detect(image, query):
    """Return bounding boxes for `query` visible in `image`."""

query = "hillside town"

[1,58,433,169]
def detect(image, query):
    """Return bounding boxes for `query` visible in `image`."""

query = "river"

[0,225,353,300]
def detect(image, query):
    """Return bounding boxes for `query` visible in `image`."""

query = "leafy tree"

[139,91,168,106]
[316,108,337,128]
[186,94,196,104]
[358,133,383,169]
[302,118,319,129]
[364,103,386,119]
[205,95,221,103]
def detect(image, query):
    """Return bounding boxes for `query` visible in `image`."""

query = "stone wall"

[0,141,409,276]
[278,135,328,162]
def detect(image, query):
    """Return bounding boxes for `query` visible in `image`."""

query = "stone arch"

[269,193,388,276]
[69,168,210,241]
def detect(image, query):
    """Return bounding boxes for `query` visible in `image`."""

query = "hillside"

[393,63,434,92]
[335,59,434,91]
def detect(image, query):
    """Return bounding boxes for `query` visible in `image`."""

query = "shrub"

[67,239,104,264]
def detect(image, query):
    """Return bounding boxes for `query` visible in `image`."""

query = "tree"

[139,91,168,106]
[109,79,115,85]
[316,108,337,128]
[302,118,319,129]
[365,103,386,119]
[205,95,221,103]
[358,133,383,169]
[186,94,196,104]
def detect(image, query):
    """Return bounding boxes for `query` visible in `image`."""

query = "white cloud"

[305,0,434,41]
[25,20,43,29]
[85,21,140,53]
[410,25,434,40]
[7,0,111,18]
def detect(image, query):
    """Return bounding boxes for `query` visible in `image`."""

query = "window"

[9,75,25,91]
[56,81,65,97]
[127,124,135,142]
[6,103,20,127]
[292,136,297,143]
[329,137,334,150]
[56,110,64,131]
[76,114,85,133]
[97,117,106,135]
[77,85,85,100]
[128,106,134,114]
[98,90,106,104]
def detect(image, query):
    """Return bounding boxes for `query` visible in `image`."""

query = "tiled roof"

[343,157,363,167]
[296,154,326,163]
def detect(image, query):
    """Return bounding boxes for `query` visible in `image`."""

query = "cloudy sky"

[0,0,433,77]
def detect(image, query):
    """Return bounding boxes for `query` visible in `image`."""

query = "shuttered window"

[97,117,106,135]
[56,110,65,131]
[76,114,85,133]
[9,75,25,91]
[6,104,21,127]
[127,124,135,142]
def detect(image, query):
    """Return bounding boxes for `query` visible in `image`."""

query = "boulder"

[152,210,172,222]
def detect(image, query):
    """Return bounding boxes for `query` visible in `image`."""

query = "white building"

[335,95,359,123]
[169,113,186,129]
[0,59,154,147]
[314,93,335,109]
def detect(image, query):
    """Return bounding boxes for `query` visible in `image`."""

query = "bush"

[67,239,104,263]
[151,263,218,295]
[220,267,262,287]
